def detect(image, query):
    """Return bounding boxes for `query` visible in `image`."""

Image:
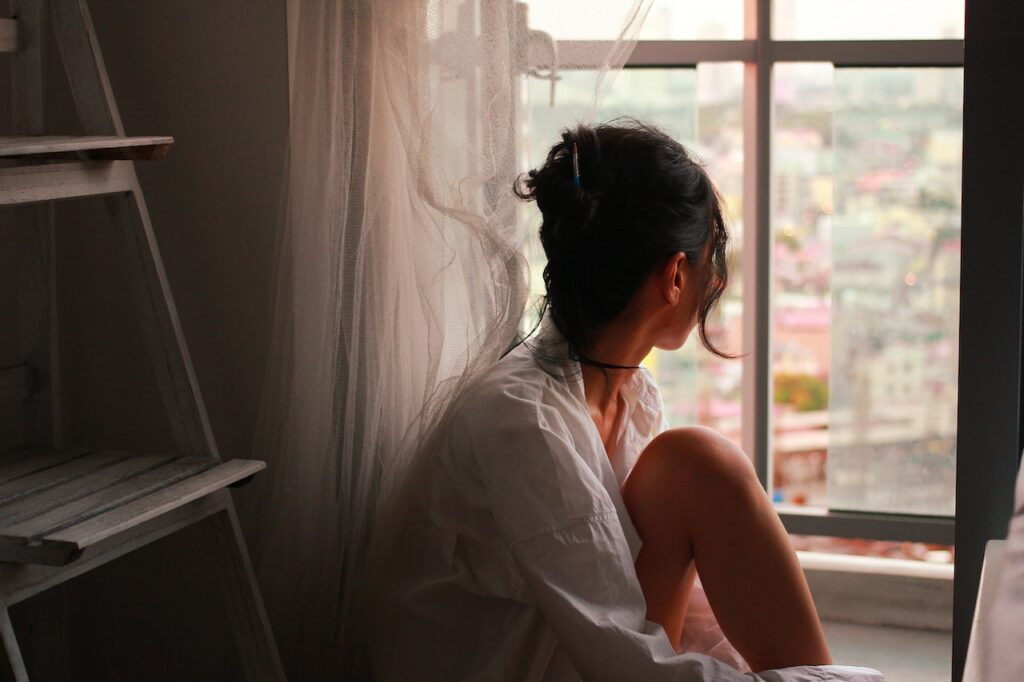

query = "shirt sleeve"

[455,385,884,682]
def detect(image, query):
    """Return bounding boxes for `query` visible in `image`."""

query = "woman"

[368,121,882,681]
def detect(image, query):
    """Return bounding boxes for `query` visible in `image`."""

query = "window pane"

[771,66,963,516]
[829,68,962,515]
[772,63,834,507]
[773,0,964,40]
[524,70,698,173]
[522,65,745,444]
[524,0,743,41]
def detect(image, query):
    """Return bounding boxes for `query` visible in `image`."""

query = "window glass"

[771,65,963,516]
[524,0,743,41]
[828,67,962,515]
[772,63,834,507]
[522,65,745,444]
[773,0,964,40]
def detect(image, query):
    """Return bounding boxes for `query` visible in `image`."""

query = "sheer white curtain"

[249,1,650,678]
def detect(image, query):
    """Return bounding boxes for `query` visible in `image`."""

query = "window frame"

[525,1,1024,675]
[528,0,964,546]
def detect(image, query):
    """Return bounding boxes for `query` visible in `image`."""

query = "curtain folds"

[249,1,650,677]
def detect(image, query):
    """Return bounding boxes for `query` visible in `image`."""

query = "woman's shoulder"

[446,340,590,455]
[445,343,619,541]
[457,341,567,411]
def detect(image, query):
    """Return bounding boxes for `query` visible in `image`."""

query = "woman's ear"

[662,251,688,305]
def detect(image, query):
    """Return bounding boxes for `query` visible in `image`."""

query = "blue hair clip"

[571,142,581,189]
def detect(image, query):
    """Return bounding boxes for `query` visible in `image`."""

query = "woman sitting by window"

[368,120,882,682]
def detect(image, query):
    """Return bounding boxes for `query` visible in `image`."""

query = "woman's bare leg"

[622,426,831,672]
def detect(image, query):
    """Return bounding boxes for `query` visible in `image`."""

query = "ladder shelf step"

[0,160,136,206]
[0,135,174,161]
[0,448,265,566]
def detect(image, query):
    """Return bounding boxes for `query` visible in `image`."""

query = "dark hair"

[513,119,733,367]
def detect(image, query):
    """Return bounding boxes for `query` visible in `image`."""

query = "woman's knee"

[623,426,762,518]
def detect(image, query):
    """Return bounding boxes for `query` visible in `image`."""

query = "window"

[774,65,962,519]
[520,0,963,563]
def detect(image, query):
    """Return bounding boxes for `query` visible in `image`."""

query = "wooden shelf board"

[0,135,174,161]
[0,448,264,566]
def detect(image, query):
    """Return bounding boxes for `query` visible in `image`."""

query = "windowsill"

[778,505,955,546]
[798,551,953,631]
[798,550,954,580]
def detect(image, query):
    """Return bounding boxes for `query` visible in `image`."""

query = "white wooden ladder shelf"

[0,1,284,680]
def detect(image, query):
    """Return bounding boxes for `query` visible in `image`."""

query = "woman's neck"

[579,316,652,413]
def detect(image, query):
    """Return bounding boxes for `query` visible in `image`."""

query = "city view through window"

[520,1,962,563]
[773,66,962,519]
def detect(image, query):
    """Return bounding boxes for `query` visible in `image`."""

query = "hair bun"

[512,127,602,257]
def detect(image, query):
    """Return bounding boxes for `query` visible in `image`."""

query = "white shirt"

[369,315,884,682]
